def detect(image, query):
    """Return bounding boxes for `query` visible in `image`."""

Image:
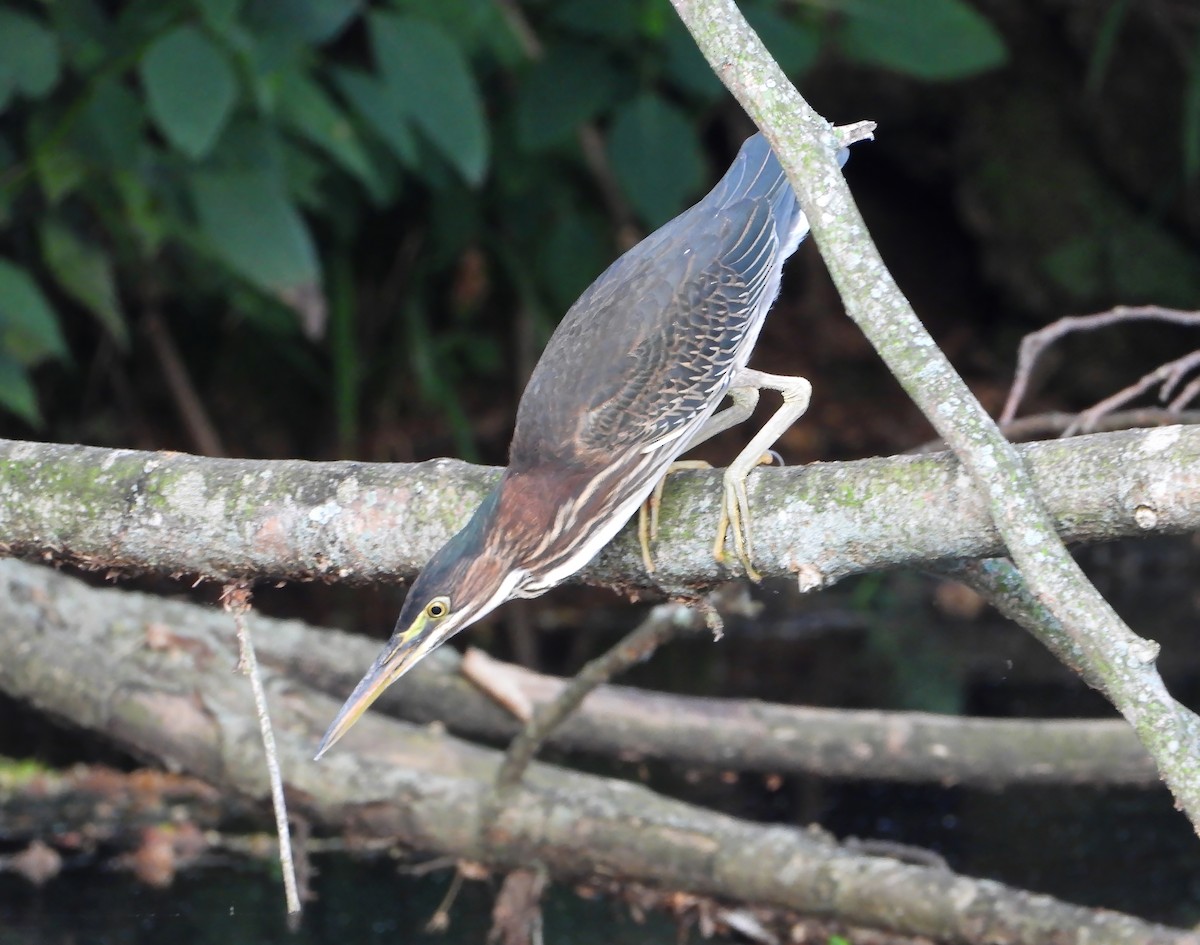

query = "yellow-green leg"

[714,367,812,581]
[638,386,761,573]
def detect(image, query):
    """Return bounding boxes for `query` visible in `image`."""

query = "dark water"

[0,861,698,945]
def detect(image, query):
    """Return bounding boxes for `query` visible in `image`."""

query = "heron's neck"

[486,466,590,559]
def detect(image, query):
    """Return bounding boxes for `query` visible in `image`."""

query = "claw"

[639,460,714,575]
[637,499,656,574]
[713,471,762,583]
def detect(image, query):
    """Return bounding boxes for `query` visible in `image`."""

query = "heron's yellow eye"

[425,597,450,620]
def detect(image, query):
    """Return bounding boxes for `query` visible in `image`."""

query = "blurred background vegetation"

[4,0,1200,931]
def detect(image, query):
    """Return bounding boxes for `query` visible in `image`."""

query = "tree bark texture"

[1,426,1196,589]
[272,625,1160,789]
[0,558,1193,945]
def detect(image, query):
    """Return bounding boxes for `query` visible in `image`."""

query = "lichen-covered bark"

[0,558,1192,945]
[2,428,1197,590]
[267,622,1160,789]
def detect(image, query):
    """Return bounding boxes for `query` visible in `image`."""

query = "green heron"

[317,132,850,758]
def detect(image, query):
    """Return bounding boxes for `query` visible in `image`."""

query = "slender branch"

[908,407,1200,453]
[668,0,1200,833]
[1001,305,1200,424]
[274,620,1160,789]
[143,308,225,457]
[1066,349,1200,435]
[492,603,702,794]
[225,586,301,917]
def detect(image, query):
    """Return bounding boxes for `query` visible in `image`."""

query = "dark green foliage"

[0,0,1015,438]
[837,0,1007,81]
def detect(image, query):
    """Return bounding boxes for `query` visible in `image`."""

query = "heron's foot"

[638,460,713,573]
[713,453,775,582]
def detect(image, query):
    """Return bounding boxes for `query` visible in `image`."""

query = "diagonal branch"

[668,0,1200,834]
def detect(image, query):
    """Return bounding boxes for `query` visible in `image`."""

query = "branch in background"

[1067,349,1200,435]
[269,613,1159,790]
[489,601,706,796]
[2,426,1197,588]
[668,0,1200,834]
[0,558,1190,945]
[1001,306,1200,425]
[909,408,1200,453]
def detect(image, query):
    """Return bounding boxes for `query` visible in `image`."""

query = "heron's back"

[512,133,811,472]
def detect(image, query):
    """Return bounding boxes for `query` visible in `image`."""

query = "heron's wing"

[512,133,817,470]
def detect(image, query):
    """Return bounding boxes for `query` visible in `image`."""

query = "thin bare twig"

[1066,348,1200,435]
[1000,305,1200,425]
[1169,374,1200,412]
[223,585,301,917]
[492,602,704,794]
[424,865,466,933]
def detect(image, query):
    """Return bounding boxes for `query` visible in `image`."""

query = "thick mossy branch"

[2,427,1197,589]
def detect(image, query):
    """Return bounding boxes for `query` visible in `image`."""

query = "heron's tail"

[708,133,849,254]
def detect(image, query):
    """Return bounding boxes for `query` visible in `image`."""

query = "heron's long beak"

[314,617,440,759]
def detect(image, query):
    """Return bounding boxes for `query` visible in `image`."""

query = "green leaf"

[33,149,87,204]
[1085,0,1132,95]
[332,67,419,167]
[1184,36,1200,181]
[516,45,625,149]
[551,0,641,41]
[745,5,820,76]
[0,10,62,105]
[386,0,524,63]
[204,117,283,174]
[369,13,488,184]
[839,0,1007,81]
[39,221,128,345]
[663,21,725,101]
[607,94,705,227]
[0,259,69,363]
[140,25,238,159]
[199,0,246,35]
[277,72,379,192]
[47,0,113,74]
[79,77,144,168]
[113,170,167,254]
[0,353,41,426]
[190,169,323,313]
[246,0,360,44]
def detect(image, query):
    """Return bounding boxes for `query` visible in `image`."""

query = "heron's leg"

[639,461,712,572]
[638,387,761,573]
[715,367,812,581]
[682,385,760,452]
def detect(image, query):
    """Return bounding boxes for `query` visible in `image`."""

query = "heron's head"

[315,489,526,758]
